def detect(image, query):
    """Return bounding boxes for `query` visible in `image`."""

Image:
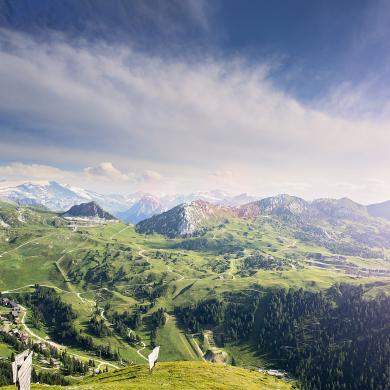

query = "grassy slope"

[0,362,294,390]
[156,314,199,361]
[2,217,389,297]
[0,342,12,357]
[1,204,390,371]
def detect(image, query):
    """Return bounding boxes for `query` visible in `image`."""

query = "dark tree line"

[31,337,95,375]
[131,280,168,302]
[175,296,258,343]
[60,353,90,375]
[0,328,92,383]
[151,308,166,328]
[106,309,142,345]
[14,285,119,361]
[16,285,93,350]
[0,343,71,386]
[32,369,69,386]
[150,308,166,348]
[0,360,12,386]
[257,285,390,390]
[175,285,390,390]
[88,315,112,337]
[0,331,25,352]
[108,309,141,332]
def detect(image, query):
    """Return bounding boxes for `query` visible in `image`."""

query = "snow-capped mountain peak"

[0,181,260,222]
[0,181,129,213]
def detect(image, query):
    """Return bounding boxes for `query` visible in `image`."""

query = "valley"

[2,1,390,387]
[0,198,390,389]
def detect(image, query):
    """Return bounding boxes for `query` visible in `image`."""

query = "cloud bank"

[0,29,389,202]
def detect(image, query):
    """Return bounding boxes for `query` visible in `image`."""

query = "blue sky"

[0,0,389,202]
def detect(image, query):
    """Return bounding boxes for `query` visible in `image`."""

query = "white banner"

[148,346,160,370]
[12,350,29,383]
[17,351,32,390]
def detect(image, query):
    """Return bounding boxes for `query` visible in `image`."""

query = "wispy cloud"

[0,29,389,202]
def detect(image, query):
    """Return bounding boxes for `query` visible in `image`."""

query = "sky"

[0,0,390,203]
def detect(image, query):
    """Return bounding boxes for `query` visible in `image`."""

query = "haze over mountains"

[135,194,390,246]
[0,181,259,223]
[0,181,130,213]
[1,181,390,227]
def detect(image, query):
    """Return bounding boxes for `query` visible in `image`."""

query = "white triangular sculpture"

[148,346,160,371]
[12,350,29,383]
[12,350,33,390]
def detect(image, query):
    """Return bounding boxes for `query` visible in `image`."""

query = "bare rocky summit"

[136,200,233,238]
[62,201,116,220]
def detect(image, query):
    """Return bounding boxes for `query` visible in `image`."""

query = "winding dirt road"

[19,306,119,369]
[0,233,55,258]
[136,341,148,361]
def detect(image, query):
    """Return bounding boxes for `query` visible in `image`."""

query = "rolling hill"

[0,361,293,390]
[0,198,389,389]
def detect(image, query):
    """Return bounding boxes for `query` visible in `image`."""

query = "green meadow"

[0,202,389,388]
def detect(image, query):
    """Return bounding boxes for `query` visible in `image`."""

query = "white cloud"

[139,170,164,182]
[0,162,134,194]
[0,162,64,180]
[84,162,129,181]
[83,163,166,185]
[0,29,389,202]
[0,161,171,196]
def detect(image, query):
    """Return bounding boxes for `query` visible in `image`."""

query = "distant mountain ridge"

[0,181,259,222]
[0,181,130,213]
[367,200,390,221]
[136,194,389,238]
[117,195,164,224]
[117,192,258,224]
[136,200,233,238]
[62,201,116,220]
[238,194,310,219]
[1,181,390,225]
[238,194,370,221]
[312,197,369,220]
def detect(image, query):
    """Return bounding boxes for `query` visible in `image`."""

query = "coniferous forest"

[176,284,390,390]
[16,286,120,360]
[2,2,390,389]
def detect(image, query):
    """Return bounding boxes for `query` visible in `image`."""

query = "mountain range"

[0,181,130,213]
[1,181,390,227]
[136,194,390,243]
[1,187,390,390]
[0,181,259,223]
